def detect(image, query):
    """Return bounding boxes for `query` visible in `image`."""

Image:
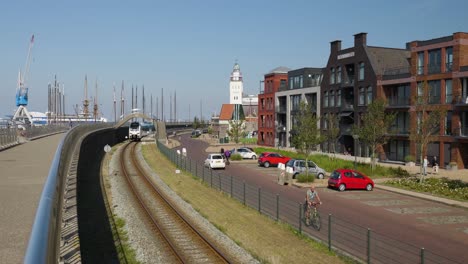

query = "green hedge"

[385,177,468,201]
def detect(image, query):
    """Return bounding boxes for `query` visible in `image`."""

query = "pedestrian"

[224,149,231,165]
[423,156,428,176]
[432,156,439,174]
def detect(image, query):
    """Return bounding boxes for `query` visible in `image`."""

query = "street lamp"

[352,134,359,170]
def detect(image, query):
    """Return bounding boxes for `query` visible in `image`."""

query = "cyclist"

[305,185,322,212]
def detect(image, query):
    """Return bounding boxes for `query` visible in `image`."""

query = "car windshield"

[211,155,223,160]
[286,159,295,167]
[330,171,341,179]
[130,122,139,128]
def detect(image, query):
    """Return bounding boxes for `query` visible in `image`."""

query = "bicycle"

[304,202,321,231]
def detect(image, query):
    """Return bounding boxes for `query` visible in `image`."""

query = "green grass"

[385,177,468,201]
[253,147,408,178]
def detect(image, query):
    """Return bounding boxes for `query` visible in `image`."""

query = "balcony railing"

[275,105,287,113]
[445,62,453,72]
[454,95,468,105]
[383,66,411,80]
[454,126,468,137]
[340,101,354,111]
[388,96,410,106]
[427,64,441,74]
[340,75,354,87]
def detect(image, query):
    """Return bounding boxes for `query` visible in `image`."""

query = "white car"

[232,147,257,159]
[204,154,226,169]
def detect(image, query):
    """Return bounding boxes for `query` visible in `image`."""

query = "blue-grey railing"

[24,131,66,263]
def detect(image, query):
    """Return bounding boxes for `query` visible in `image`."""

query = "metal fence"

[157,140,463,264]
[0,124,69,150]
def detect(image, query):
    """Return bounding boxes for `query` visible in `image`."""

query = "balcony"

[427,64,441,74]
[445,62,453,72]
[382,66,411,80]
[340,100,354,111]
[454,95,468,107]
[340,75,355,87]
[387,96,410,107]
[454,126,468,138]
[275,105,287,113]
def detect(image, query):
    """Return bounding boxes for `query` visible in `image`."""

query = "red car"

[258,152,291,168]
[328,169,374,191]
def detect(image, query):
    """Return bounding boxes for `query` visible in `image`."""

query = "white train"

[128,121,142,141]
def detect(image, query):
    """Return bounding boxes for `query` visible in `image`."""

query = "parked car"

[258,152,291,168]
[327,169,374,191]
[191,130,201,138]
[204,153,226,169]
[231,147,257,159]
[286,159,326,179]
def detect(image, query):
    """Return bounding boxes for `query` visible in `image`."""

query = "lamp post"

[352,134,359,170]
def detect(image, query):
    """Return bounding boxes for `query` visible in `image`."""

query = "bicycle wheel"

[312,212,321,231]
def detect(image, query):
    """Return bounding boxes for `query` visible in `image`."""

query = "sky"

[1,0,467,121]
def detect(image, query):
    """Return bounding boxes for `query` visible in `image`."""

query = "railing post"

[276,194,279,221]
[230,175,233,197]
[328,214,332,251]
[243,181,246,205]
[299,203,303,234]
[420,248,425,264]
[367,228,371,264]
[258,188,261,212]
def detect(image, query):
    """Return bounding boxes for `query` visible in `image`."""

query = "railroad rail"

[120,142,231,263]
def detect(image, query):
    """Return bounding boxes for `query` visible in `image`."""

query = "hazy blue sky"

[1,0,467,121]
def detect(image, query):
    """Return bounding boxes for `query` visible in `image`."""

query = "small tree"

[409,81,447,182]
[323,113,340,159]
[291,101,325,177]
[353,98,396,172]
[227,119,246,145]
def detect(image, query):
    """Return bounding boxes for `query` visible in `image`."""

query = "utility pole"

[131,85,134,111]
[142,85,145,116]
[174,90,177,122]
[120,80,125,119]
[169,93,172,122]
[136,85,138,110]
[161,88,164,122]
[156,96,159,120]
[150,94,153,119]
[83,75,89,119]
[113,83,116,122]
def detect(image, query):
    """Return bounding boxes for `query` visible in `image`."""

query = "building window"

[324,92,329,107]
[428,80,441,104]
[366,86,373,105]
[289,77,293,89]
[337,66,342,83]
[291,95,301,112]
[428,49,441,74]
[445,80,453,104]
[330,91,335,107]
[446,47,453,72]
[359,87,365,105]
[417,82,424,102]
[280,79,287,90]
[337,90,342,107]
[445,111,452,135]
[359,62,365,80]
[299,75,303,88]
[330,68,335,84]
[417,52,424,75]
[323,114,328,129]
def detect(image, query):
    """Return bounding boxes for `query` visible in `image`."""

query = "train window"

[130,122,140,128]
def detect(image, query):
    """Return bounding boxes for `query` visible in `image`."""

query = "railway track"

[120,141,231,263]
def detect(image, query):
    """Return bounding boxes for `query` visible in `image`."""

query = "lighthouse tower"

[229,62,243,104]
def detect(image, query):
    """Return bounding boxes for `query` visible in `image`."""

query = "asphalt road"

[176,134,468,263]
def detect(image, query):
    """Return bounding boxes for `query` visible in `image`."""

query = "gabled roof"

[219,104,234,120]
[365,46,410,75]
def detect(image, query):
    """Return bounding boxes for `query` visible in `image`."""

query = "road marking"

[336,193,395,200]
[362,200,412,206]
[417,215,468,225]
[385,207,451,214]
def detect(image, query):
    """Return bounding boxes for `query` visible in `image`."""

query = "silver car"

[231,147,257,159]
[286,159,326,179]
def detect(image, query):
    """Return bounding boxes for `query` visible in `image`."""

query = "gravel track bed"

[105,142,259,263]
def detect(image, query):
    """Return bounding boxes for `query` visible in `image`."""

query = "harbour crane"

[12,34,35,127]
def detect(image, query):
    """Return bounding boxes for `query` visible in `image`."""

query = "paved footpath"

[0,134,64,264]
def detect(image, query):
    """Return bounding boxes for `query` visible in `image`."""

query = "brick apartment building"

[379,32,468,168]
[258,67,289,147]
[321,33,409,157]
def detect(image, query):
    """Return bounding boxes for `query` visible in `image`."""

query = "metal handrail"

[24,131,67,263]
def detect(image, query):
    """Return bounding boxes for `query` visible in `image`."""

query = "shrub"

[296,173,315,183]
[385,177,468,201]
[388,166,410,178]
[230,153,242,161]
[404,155,415,163]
